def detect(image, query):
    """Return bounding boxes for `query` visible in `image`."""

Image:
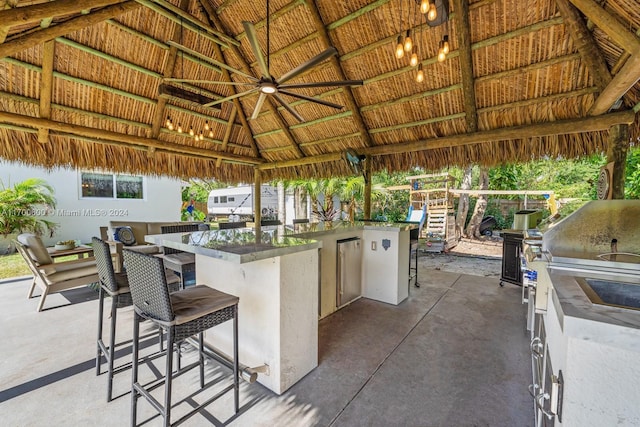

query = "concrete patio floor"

[0,259,532,426]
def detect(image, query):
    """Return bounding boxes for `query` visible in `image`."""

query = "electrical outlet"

[371,241,377,250]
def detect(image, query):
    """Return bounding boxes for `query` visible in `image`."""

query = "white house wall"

[1,161,181,246]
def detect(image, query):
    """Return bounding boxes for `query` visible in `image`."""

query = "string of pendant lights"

[394,0,450,83]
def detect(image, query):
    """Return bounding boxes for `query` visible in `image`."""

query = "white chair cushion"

[17,233,53,265]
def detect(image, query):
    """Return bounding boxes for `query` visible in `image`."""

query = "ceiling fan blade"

[278,90,344,110]
[164,78,256,86]
[203,87,259,107]
[278,47,338,84]
[242,21,270,78]
[279,80,364,90]
[272,93,305,122]
[166,40,258,82]
[251,93,268,120]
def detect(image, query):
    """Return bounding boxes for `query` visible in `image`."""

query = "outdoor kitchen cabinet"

[500,230,524,286]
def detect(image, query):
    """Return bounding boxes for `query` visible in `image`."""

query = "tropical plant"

[0,178,58,237]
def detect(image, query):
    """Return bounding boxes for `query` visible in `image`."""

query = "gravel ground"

[420,237,503,278]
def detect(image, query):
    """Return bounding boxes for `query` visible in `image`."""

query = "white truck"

[207,185,279,220]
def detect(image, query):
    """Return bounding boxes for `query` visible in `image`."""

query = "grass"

[0,253,80,281]
[0,253,30,280]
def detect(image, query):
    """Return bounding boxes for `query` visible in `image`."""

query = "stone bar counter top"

[145,227,321,264]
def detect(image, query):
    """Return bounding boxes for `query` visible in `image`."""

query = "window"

[213,196,219,203]
[81,172,144,199]
[228,197,235,202]
[220,196,227,203]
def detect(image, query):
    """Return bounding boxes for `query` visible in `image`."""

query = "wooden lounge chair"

[15,233,99,312]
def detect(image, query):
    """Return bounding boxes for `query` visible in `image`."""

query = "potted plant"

[0,178,58,254]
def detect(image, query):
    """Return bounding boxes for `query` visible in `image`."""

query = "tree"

[456,165,473,238]
[0,178,58,238]
[466,167,489,238]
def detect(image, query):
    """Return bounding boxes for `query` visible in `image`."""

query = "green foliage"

[625,146,640,199]
[0,178,58,237]
[181,179,227,203]
[181,208,206,222]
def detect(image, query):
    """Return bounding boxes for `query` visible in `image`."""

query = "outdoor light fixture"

[394,0,450,82]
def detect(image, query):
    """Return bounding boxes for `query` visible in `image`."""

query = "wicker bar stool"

[123,249,239,427]
[159,224,202,288]
[92,237,180,402]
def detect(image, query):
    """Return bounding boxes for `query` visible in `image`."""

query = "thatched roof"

[0,0,639,182]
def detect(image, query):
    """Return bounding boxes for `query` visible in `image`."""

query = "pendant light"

[403,29,413,53]
[427,1,437,21]
[416,63,425,83]
[395,34,405,59]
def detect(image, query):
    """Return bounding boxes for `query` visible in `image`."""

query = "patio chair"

[123,249,239,426]
[15,233,99,312]
[159,224,201,288]
[92,237,180,401]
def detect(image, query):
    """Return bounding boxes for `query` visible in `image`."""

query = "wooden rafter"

[304,0,372,148]
[567,0,640,115]
[452,0,477,133]
[0,0,124,27]
[257,110,636,170]
[0,111,262,165]
[217,105,237,167]
[199,0,261,159]
[204,0,304,159]
[0,1,140,59]
[555,0,611,93]
[37,40,54,143]
[150,0,190,144]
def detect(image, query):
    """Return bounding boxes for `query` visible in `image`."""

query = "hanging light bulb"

[404,30,413,53]
[189,126,194,137]
[420,0,429,14]
[410,46,419,67]
[208,130,214,138]
[165,116,172,127]
[416,64,425,83]
[427,1,437,21]
[395,34,405,59]
[177,123,183,133]
[204,120,210,131]
[437,40,446,62]
[199,131,204,141]
[442,35,450,54]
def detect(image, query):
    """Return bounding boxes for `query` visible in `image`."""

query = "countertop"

[146,221,416,264]
[146,228,321,264]
[548,270,640,352]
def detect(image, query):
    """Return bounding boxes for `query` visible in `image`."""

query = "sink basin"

[578,278,640,310]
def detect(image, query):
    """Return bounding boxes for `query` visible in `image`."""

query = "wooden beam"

[568,0,640,53]
[203,2,302,158]
[198,0,261,159]
[258,111,636,170]
[133,0,233,48]
[253,168,261,236]
[158,84,222,110]
[0,0,124,27]
[452,0,478,133]
[216,105,237,167]
[555,0,611,93]
[0,26,9,43]
[150,0,189,141]
[0,111,262,165]
[0,1,140,59]
[450,190,554,196]
[37,40,55,143]
[589,53,640,115]
[304,0,372,148]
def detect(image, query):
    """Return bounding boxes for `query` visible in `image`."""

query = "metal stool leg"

[163,328,174,427]
[131,312,141,427]
[107,295,118,401]
[96,286,105,376]
[233,309,239,413]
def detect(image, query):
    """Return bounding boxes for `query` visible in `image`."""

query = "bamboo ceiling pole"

[452,0,478,133]
[37,40,55,143]
[606,124,629,199]
[0,1,140,59]
[254,168,262,237]
[364,155,372,220]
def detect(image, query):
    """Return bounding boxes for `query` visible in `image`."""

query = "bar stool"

[123,249,239,427]
[159,224,202,288]
[92,237,180,401]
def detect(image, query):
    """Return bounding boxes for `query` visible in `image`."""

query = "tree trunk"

[466,167,489,239]
[456,165,473,238]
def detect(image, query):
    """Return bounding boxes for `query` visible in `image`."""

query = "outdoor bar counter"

[146,220,416,394]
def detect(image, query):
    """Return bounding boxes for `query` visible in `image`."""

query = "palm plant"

[0,178,58,237]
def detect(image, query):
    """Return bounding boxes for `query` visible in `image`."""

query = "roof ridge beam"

[0,1,140,60]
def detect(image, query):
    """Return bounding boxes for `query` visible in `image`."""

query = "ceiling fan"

[164,2,363,122]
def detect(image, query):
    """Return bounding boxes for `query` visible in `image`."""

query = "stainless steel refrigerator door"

[337,239,362,308]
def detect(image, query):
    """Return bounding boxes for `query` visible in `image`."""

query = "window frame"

[79,171,146,200]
